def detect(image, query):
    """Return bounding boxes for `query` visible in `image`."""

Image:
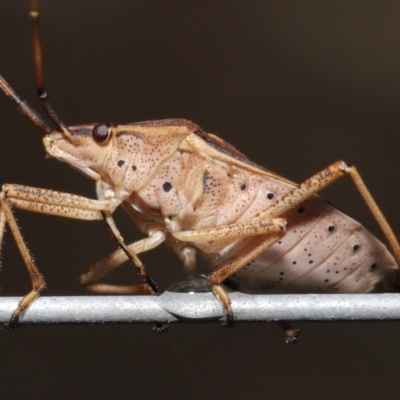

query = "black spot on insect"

[328,225,335,232]
[370,263,377,271]
[292,261,297,265]
[279,272,285,275]
[239,183,246,191]
[324,279,329,283]
[117,160,125,167]
[298,207,305,214]
[267,193,274,200]
[353,244,360,251]
[132,165,137,171]
[327,270,330,273]
[335,271,339,274]
[163,182,172,192]
[203,170,211,186]
[309,260,313,264]
[278,241,282,244]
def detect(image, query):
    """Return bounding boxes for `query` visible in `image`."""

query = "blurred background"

[0,1,400,398]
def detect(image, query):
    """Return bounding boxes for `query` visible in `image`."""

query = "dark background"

[1,1,400,399]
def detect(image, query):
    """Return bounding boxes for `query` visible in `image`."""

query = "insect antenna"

[0,75,53,134]
[30,0,76,142]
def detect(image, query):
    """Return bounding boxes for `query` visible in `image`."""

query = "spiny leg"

[0,193,45,328]
[253,161,400,270]
[6,183,159,294]
[96,182,158,294]
[346,165,400,266]
[172,218,286,244]
[0,184,106,327]
[3,184,108,219]
[170,217,287,325]
[210,233,284,326]
[80,230,166,294]
[0,183,161,324]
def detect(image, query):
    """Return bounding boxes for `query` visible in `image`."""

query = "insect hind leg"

[210,231,285,326]
[346,165,400,267]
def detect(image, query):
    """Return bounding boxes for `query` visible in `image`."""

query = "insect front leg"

[0,192,45,328]
[0,183,152,326]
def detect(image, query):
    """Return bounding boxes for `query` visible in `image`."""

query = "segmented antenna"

[30,0,76,141]
[0,74,52,133]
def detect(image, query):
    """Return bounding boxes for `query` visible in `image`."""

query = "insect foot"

[286,329,300,344]
[152,323,169,334]
[279,322,300,344]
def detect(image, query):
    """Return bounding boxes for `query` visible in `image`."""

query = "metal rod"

[0,292,400,324]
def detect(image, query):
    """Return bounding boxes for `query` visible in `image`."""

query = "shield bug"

[0,1,399,336]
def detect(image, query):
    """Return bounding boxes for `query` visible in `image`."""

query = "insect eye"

[92,123,111,143]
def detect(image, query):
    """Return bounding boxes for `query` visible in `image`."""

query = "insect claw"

[279,321,300,343]
[152,323,169,334]
[285,328,300,344]
[222,315,234,327]
[146,277,159,295]
[1,319,19,331]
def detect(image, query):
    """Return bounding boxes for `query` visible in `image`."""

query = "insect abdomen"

[222,199,398,294]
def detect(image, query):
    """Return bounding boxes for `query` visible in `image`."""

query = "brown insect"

[0,1,399,339]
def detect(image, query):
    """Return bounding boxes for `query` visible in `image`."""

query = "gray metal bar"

[0,292,400,324]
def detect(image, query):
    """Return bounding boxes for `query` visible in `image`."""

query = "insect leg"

[210,232,298,340]
[96,182,158,295]
[172,218,287,325]
[80,229,166,294]
[346,165,400,266]
[253,161,400,268]
[211,233,284,325]
[172,217,286,243]
[0,192,46,328]
[278,322,300,344]
[3,184,107,219]
[0,184,117,327]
